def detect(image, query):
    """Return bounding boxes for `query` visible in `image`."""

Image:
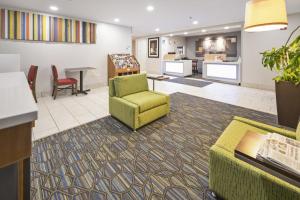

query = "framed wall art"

[148,37,159,58]
[0,8,96,44]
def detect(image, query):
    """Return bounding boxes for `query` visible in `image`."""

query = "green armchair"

[109,73,170,130]
[209,116,300,200]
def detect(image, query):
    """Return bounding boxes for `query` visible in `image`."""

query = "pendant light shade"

[244,0,288,32]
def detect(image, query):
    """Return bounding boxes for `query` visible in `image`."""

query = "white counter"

[0,72,38,129]
[162,60,192,77]
[203,60,241,84]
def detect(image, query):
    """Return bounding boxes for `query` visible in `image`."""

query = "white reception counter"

[162,60,192,77]
[203,60,241,84]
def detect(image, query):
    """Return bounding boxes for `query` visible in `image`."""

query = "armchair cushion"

[123,91,168,113]
[114,73,149,97]
[57,78,77,85]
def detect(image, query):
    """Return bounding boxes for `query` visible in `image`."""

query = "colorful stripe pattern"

[0,8,96,44]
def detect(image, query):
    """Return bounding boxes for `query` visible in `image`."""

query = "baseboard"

[38,82,107,97]
[241,82,275,91]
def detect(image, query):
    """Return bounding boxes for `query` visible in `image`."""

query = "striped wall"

[0,8,96,44]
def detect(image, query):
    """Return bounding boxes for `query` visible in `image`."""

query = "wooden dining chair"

[51,65,78,100]
[27,65,38,103]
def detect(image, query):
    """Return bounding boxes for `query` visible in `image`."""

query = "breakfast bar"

[0,72,38,200]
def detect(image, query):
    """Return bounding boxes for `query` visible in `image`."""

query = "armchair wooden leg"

[52,86,55,97]
[71,84,74,95]
[53,86,58,100]
[32,89,37,103]
[75,83,78,96]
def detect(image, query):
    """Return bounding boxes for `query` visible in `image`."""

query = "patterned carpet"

[31,92,277,200]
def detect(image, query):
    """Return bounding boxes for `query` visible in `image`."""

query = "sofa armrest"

[109,79,115,97]
[234,116,296,139]
[209,145,300,200]
[109,97,139,129]
[149,91,170,113]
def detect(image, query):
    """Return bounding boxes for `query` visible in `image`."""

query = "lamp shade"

[244,0,288,32]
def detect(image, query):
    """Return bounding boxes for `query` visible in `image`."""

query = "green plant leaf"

[262,33,300,85]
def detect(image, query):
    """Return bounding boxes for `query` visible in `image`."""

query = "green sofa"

[209,116,300,200]
[109,73,170,130]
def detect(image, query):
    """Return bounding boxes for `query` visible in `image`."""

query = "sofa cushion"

[114,74,149,97]
[123,91,167,113]
[215,119,270,153]
[138,104,169,127]
[296,121,300,141]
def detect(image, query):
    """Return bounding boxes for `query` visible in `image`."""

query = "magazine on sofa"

[256,133,300,176]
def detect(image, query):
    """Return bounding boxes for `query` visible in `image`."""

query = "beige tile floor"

[33,78,276,141]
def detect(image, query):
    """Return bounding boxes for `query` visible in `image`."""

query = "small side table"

[65,67,96,95]
[147,75,169,91]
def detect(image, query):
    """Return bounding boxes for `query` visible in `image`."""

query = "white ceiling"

[0,0,299,37]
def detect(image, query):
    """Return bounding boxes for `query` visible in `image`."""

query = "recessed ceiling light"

[169,34,174,37]
[224,26,230,30]
[192,20,198,25]
[155,28,160,32]
[201,29,207,33]
[147,5,155,12]
[114,18,120,22]
[184,32,188,35]
[50,6,58,11]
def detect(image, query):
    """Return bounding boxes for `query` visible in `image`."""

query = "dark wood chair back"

[51,65,58,82]
[28,65,38,87]
[27,65,38,103]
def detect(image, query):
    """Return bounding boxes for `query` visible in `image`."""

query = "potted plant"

[261,26,300,128]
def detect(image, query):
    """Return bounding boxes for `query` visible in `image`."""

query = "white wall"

[0,23,132,96]
[0,54,20,72]
[135,37,162,75]
[135,38,147,72]
[136,36,186,75]
[241,13,300,90]
[161,36,186,57]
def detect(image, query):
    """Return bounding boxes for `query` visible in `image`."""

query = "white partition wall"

[0,54,20,73]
